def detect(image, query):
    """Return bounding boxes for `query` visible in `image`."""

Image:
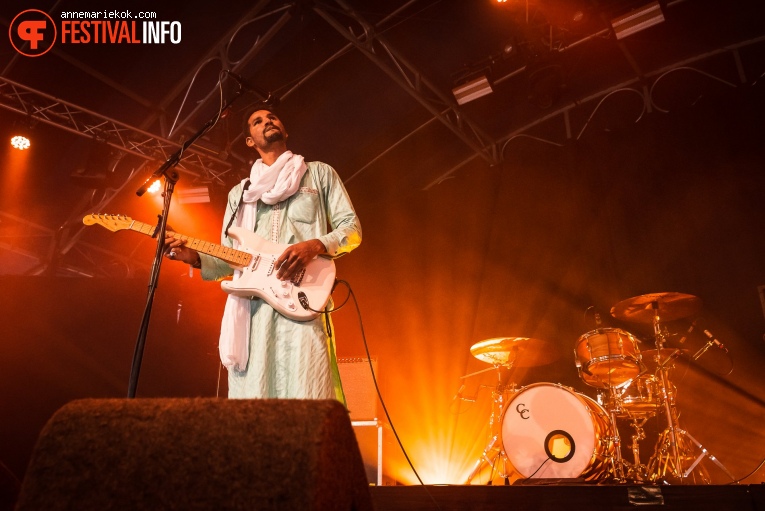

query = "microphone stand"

[127,87,249,398]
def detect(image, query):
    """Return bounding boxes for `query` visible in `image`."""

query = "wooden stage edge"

[369,484,765,511]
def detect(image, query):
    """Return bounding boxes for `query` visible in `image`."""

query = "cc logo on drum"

[515,403,530,419]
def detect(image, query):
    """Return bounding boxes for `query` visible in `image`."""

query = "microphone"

[702,329,728,352]
[224,70,279,106]
[678,319,698,344]
[594,312,602,327]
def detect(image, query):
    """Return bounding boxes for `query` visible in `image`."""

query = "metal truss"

[422,35,765,190]
[0,77,236,276]
[154,1,293,138]
[0,76,235,186]
[313,0,500,166]
[0,211,149,278]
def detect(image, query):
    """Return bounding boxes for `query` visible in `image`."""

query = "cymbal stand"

[466,366,514,484]
[651,301,683,477]
[649,419,712,484]
[678,428,735,482]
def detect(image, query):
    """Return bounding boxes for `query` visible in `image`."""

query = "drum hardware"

[606,407,626,482]
[465,337,559,484]
[626,417,650,482]
[640,348,688,375]
[596,384,658,482]
[610,292,730,483]
[676,428,736,482]
[464,368,517,485]
[647,421,712,484]
[610,293,699,479]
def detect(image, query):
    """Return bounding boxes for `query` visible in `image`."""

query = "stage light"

[611,1,664,40]
[10,115,35,151]
[11,135,30,150]
[147,180,161,194]
[177,186,210,204]
[452,75,493,105]
[70,137,119,189]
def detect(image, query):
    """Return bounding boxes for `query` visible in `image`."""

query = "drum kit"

[464,292,735,485]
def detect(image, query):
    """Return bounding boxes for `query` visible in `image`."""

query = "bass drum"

[501,383,614,481]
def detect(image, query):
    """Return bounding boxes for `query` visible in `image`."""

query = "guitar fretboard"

[130,220,252,267]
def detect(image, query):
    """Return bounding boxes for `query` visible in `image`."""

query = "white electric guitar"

[83,214,336,321]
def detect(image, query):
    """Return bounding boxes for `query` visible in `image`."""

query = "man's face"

[245,109,287,151]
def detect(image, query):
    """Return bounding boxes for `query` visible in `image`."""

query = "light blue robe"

[198,161,361,400]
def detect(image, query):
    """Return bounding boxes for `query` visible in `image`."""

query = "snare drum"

[575,328,643,388]
[615,375,676,418]
[501,383,614,481]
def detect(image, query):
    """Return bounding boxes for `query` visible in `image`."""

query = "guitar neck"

[129,220,251,267]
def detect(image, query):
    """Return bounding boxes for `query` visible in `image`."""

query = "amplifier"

[338,358,383,485]
[338,357,378,421]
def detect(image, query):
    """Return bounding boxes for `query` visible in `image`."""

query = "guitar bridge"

[292,268,306,286]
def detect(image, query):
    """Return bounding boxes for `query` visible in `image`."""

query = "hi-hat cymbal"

[610,292,702,324]
[470,337,559,368]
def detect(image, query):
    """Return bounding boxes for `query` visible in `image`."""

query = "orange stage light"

[147,180,162,194]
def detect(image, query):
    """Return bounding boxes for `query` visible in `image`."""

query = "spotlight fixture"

[147,180,162,194]
[611,1,665,40]
[452,74,494,106]
[11,135,30,150]
[177,186,211,204]
[11,116,34,150]
[70,136,120,189]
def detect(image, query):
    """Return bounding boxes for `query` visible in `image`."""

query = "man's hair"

[241,101,278,139]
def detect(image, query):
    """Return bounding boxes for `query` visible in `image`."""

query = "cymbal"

[470,337,559,368]
[610,292,702,323]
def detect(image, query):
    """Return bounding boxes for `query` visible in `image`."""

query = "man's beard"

[264,128,284,143]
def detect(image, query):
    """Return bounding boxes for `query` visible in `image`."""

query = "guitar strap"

[224,179,251,237]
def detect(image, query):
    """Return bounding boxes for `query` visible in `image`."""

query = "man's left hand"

[276,239,326,281]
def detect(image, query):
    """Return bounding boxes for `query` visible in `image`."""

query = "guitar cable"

[320,279,444,511]
[213,278,443,507]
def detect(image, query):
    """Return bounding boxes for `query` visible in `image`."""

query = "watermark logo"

[9,9,57,57]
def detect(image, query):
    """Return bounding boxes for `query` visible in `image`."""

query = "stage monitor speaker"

[14,398,372,511]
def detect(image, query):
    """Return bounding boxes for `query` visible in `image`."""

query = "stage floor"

[369,484,765,511]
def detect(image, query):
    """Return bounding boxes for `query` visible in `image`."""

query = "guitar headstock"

[82,214,134,232]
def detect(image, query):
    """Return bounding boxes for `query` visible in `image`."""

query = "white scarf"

[218,151,307,371]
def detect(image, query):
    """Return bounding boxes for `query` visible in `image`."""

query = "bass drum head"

[501,383,612,481]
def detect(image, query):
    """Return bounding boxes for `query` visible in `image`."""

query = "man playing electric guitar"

[164,102,361,401]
